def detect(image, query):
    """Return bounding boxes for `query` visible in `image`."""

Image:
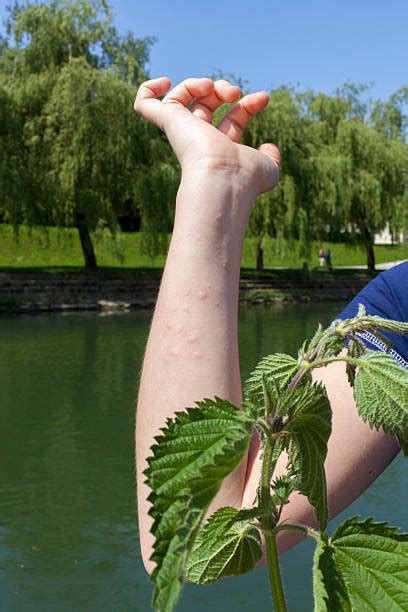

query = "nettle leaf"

[306,323,325,353]
[145,398,255,611]
[244,353,299,405]
[184,506,262,584]
[153,507,203,612]
[353,351,408,454]
[285,382,332,530]
[272,474,298,506]
[313,516,408,611]
[302,324,345,362]
[313,537,351,612]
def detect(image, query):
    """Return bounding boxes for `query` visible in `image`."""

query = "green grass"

[0,224,407,272]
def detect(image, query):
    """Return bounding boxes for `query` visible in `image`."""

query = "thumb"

[257,143,280,193]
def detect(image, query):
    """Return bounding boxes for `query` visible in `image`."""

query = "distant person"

[325,249,333,271]
[318,247,325,267]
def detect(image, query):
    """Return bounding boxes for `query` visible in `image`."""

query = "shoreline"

[0,270,375,314]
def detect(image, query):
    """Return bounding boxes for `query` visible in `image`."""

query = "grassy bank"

[0,224,407,271]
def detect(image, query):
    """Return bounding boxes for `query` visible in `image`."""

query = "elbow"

[141,552,156,578]
[138,532,156,577]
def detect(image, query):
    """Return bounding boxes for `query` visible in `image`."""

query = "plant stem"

[286,366,310,392]
[259,438,287,612]
[264,529,287,612]
[273,523,321,541]
[310,355,361,369]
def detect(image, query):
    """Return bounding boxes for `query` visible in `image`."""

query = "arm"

[134,76,280,573]
[134,76,400,573]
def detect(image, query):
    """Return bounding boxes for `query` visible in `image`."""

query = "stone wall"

[0,271,374,313]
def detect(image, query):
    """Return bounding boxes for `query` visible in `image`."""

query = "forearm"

[136,171,255,571]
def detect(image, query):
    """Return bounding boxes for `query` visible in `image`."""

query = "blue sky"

[1,0,407,101]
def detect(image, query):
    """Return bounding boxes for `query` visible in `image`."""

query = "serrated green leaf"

[314,516,408,611]
[285,382,332,529]
[353,351,408,454]
[313,537,351,612]
[153,508,202,612]
[145,398,255,611]
[331,515,408,542]
[307,323,325,353]
[184,507,262,584]
[243,353,299,406]
[272,474,298,506]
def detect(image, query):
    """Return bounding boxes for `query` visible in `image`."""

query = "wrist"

[180,165,258,198]
[175,168,257,238]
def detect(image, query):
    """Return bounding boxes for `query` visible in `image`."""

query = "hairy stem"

[273,523,321,541]
[287,366,310,392]
[311,355,361,369]
[259,438,287,612]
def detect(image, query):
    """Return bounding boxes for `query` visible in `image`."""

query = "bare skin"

[134,76,400,574]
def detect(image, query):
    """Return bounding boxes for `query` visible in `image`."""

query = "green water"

[0,304,406,611]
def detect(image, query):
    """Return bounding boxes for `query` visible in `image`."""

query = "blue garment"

[337,261,408,369]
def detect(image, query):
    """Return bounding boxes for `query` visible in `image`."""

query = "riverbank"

[0,269,378,313]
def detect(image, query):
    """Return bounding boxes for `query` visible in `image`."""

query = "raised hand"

[134,76,280,196]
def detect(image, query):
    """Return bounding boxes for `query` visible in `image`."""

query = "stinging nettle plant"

[144,305,408,611]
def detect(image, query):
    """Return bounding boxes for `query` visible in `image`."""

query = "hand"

[134,76,280,197]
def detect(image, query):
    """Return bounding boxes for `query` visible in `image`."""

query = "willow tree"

[302,92,353,246]
[243,87,313,270]
[41,60,149,268]
[370,87,408,140]
[0,81,28,225]
[334,119,408,270]
[298,89,408,271]
[0,0,154,269]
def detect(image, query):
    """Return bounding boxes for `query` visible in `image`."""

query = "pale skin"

[134,76,400,575]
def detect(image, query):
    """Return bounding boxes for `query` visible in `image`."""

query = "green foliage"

[353,351,408,454]
[313,517,408,611]
[313,537,351,612]
[0,0,171,268]
[1,223,408,269]
[244,353,299,403]
[243,83,408,271]
[147,311,408,611]
[145,398,255,611]
[285,382,332,529]
[184,507,262,583]
[1,3,407,271]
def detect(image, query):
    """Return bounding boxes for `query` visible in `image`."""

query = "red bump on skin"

[187,334,198,343]
[198,290,208,300]
[193,351,203,359]
[175,324,183,333]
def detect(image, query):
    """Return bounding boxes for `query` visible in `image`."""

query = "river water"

[0,304,406,611]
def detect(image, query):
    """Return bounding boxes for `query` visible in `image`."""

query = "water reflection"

[0,305,405,611]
